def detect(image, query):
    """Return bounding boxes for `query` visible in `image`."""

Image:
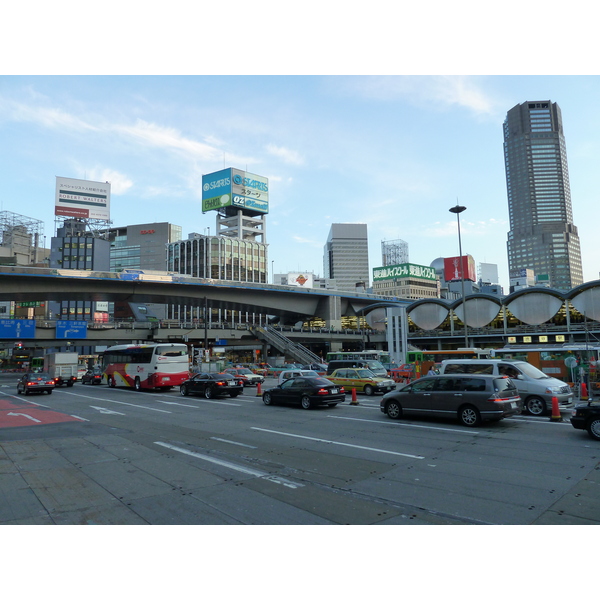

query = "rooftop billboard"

[444,255,476,282]
[373,263,437,282]
[202,168,269,216]
[55,177,111,220]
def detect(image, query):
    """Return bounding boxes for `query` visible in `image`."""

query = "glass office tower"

[503,100,583,290]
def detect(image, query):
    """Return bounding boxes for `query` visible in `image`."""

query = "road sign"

[0,319,36,339]
[56,320,88,339]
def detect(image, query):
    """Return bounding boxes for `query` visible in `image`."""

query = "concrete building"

[0,211,49,319]
[49,219,110,320]
[323,223,369,292]
[503,100,583,290]
[372,262,440,300]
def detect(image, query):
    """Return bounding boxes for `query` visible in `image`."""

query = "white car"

[76,366,87,381]
[278,369,320,385]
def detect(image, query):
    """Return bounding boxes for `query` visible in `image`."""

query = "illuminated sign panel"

[55,177,111,220]
[373,263,437,282]
[202,168,269,215]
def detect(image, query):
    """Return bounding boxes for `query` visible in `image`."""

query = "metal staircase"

[251,325,323,365]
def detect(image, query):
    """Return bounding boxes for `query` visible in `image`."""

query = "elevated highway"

[0,266,406,328]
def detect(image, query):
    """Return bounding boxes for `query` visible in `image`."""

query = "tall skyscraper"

[503,100,583,290]
[323,223,369,292]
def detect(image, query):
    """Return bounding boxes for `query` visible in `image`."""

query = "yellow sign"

[539,335,548,342]
[523,336,532,343]
[556,335,565,342]
[507,336,517,343]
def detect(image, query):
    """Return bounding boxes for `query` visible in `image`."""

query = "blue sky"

[2,6,599,293]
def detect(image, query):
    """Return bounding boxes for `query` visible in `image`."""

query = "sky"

[3,74,600,291]
[1,5,599,298]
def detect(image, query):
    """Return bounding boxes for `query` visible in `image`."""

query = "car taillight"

[27,381,37,386]
[317,388,330,395]
[217,381,226,386]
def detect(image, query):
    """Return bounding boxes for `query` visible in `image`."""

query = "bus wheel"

[134,377,142,391]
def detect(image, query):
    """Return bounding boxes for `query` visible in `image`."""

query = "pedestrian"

[427,365,437,376]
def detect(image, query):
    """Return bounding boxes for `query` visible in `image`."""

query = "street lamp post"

[449,204,469,348]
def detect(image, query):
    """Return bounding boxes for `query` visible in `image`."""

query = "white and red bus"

[101,343,190,390]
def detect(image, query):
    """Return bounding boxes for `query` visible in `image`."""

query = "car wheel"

[47,389,53,394]
[386,399,402,419]
[364,385,374,396]
[327,403,338,408]
[300,395,312,410]
[17,387,22,394]
[458,405,481,427]
[180,385,189,396]
[587,417,600,441]
[525,396,546,416]
[262,392,273,405]
[134,377,142,392]
[229,391,240,397]
[204,386,214,399]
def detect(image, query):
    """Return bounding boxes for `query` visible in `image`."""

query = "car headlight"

[546,386,564,394]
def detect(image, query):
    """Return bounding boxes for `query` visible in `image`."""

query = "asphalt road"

[1,373,599,525]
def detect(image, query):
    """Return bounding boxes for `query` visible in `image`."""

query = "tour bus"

[325,350,392,367]
[101,343,190,391]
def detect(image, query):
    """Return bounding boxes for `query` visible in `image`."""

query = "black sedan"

[570,400,600,440]
[262,376,345,409]
[180,373,244,399]
[17,372,55,395]
[81,368,104,385]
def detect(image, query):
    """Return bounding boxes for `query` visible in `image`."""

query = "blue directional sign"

[56,320,88,339]
[0,319,36,339]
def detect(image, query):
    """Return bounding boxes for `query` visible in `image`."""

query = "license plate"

[511,402,517,409]
[228,381,235,386]
[331,388,338,394]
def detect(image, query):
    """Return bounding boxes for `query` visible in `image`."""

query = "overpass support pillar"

[386,305,408,365]
[316,295,342,331]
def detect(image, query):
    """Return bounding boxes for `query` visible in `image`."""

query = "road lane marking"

[211,437,257,449]
[158,399,241,407]
[90,406,125,415]
[7,412,41,423]
[154,442,302,488]
[62,392,171,413]
[328,415,481,435]
[250,427,424,459]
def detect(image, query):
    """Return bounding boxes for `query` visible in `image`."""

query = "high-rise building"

[503,100,583,290]
[323,223,369,292]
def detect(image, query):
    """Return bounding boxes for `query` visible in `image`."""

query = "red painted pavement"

[0,397,84,428]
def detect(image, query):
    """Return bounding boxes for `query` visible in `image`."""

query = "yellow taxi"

[326,368,396,396]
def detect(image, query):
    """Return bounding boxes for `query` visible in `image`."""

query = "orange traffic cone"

[581,381,589,401]
[350,387,359,405]
[256,382,262,396]
[549,396,563,422]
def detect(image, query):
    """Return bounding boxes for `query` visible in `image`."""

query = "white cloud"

[340,75,499,117]
[84,167,133,195]
[266,144,305,166]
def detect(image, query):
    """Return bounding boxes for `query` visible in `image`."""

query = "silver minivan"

[438,359,573,416]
